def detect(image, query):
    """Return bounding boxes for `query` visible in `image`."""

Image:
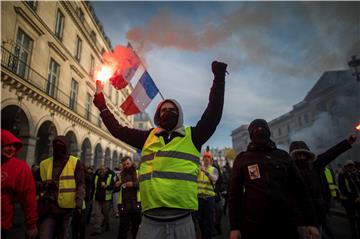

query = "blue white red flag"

[120,67,159,115]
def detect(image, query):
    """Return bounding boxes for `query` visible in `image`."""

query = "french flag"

[120,69,159,115]
[109,45,141,90]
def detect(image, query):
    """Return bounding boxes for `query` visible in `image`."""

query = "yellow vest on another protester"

[118,170,141,204]
[325,167,339,199]
[140,127,200,212]
[40,155,78,208]
[198,166,216,197]
[94,173,113,201]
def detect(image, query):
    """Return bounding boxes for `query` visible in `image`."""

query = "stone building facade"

[232,69,360,167]
[1,1,136,169]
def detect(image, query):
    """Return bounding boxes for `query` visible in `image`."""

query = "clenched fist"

[212,61,228,76]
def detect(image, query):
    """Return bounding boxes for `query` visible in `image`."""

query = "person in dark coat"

[289,134,357,239]
[229,119,319,239]
[114,156,141,239]
[91,165,115,235]
[84,166,94,224]
[338,160,360,239]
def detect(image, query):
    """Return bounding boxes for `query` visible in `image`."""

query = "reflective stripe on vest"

[140,127,200,212]
[325,167,339,198]
[40,156,78,208]
[197,166,216,197]
[118,170,141,204]
[94,173,113,201]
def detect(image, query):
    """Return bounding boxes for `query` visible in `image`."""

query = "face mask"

[53,142,67,159]
[159,111,178,131]
[251,128,270,145]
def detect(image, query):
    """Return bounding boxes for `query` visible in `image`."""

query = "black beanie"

[248,119,271,136]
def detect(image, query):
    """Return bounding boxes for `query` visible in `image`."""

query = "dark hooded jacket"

[114,164,140,212]
[42,136,85,213]
[289,139,352,224]
[1,129,38,230]
[228,120,316,238]
[92,167,115,201]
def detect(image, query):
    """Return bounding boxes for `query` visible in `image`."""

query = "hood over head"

[248,119,271,145]
[153,99,185,134]
[289,141,316,160]
[1,129,23,151]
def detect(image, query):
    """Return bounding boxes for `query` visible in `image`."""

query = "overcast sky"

[91,1,359,149]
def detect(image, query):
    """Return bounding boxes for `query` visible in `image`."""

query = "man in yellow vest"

[93,61,228,238]
[39,136,85,239]
[90,164,115,236]
[114,156,141,239]
[197,151,218,239]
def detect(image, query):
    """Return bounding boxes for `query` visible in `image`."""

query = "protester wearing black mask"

[229,119,320,239]
[39,136,85,239]
[93,60,228,239]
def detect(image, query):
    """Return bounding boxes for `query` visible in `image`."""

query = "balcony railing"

[1,46,102,127]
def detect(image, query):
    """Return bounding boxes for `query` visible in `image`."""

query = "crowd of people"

[1,60,359,239]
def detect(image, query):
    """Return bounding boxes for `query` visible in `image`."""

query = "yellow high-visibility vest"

[198,166,216,197]
[325,167,339,199]
[140,127,200,212]
[40,156,78,208]
[94,173,113,201]
[118,170,141,204]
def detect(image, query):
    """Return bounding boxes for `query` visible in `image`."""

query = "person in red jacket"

[1,129,38,239]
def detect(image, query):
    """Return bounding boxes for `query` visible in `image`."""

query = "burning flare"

[356,123,360,131]
[95,64,115,83]
[93,45,140,89]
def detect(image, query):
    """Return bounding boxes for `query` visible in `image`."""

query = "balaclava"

[154,99,184,132]
[52,136,68,161]
[248,119,271,145]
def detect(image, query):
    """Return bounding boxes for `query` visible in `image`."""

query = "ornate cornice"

[14,6,44,36]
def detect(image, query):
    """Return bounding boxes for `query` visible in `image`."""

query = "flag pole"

[128,42,165,100]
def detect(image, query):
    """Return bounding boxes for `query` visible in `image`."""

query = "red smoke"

[94,45,140,89]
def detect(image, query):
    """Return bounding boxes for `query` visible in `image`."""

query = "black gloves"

[212,61,228,76]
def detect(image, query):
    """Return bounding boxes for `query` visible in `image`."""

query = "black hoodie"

[229,119,316,236]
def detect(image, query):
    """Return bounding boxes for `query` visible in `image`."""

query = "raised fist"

[348,134,357,145]
[212,61,228,76]
[95,80,104,95]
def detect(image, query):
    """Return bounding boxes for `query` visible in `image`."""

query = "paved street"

[8,202,353,239]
